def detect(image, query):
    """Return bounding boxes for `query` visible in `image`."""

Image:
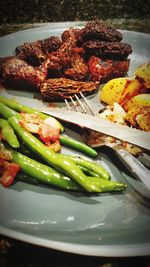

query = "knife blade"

[42,108,150,151]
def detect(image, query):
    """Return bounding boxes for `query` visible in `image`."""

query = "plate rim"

[1,226,150,257]
[0,21,150,41]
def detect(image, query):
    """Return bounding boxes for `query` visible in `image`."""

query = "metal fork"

[65,93,150,196]
[65,92,97,116]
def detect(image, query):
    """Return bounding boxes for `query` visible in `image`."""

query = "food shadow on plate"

[95,145,150,206]
[10,180,105,205]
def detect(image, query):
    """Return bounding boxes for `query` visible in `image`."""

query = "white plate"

[0,22,150,257]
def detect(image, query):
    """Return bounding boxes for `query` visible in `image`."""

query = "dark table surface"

[0,19,150,267]
[0,236,150,267]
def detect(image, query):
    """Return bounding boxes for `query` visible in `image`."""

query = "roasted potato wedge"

[134,61,150,88]
[99,62,150,132]
[100,77,144,107]
[126,106,150,132]
[124,93,150,111]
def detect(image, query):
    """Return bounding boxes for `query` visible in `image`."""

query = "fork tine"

[74,94,87,114]
[65,99,72,111]
[79,92,97,116]
[65,97,79,112]
[69,96,80,112]
[65,93,97,116]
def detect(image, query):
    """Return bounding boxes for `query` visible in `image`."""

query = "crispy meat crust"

[83,40,132,60]
[47,27,88,81]
[0,56,13,79]
[16,36,62,66]
[88,56,130,82]
[40,78,98,100]
[2,57,46,90]
[61,28,81,42]
[16,41,46,66]
[78,20,123,44]
[40,36,62,53]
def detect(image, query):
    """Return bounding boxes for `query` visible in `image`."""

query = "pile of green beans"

[0,96,127,193]
[11,150,81,191]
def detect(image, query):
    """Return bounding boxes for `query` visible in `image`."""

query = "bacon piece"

[19,113,61,151]
[0,159,20,187]
[39,124,60,145]
[126,106,150,131]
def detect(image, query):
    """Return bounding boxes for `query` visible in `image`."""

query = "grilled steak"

[88,56,130,82]
[40,78,98,100]
[0,20,132,96]
[16,36,62,66]
[40,36,62,53]
[2,57,46,90]
[16,41,46,66]
[78,20,123,44]
[0,56,13,79]
[47,27,88,81]
[61,28,81,42]
[83,40,132,60]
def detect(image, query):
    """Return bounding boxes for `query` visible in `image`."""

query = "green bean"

[0,118,20,148]
[86,176,127,192]
[78,165,100,177]
[11,150,81,191]
[8,116,103,192]
[0,102,20,119]
[2,140,126,193]
[60,134,97,158]
[13,153,126,192]
[0,95,64,132]
[60,154,110,180]
[16,172,40,185]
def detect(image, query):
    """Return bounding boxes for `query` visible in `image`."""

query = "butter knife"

[42,108,150,151]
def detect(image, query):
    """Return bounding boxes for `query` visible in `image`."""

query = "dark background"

[0,0,150,23]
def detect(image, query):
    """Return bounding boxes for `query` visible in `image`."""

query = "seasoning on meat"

[47,27,88,81]
[16,41,46,66]
[77,20,123,44]
[2,57,47,90]
[40,36,62,54]
[83,40,132,60]
[88,56,130,82]
[16,36,62,66]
